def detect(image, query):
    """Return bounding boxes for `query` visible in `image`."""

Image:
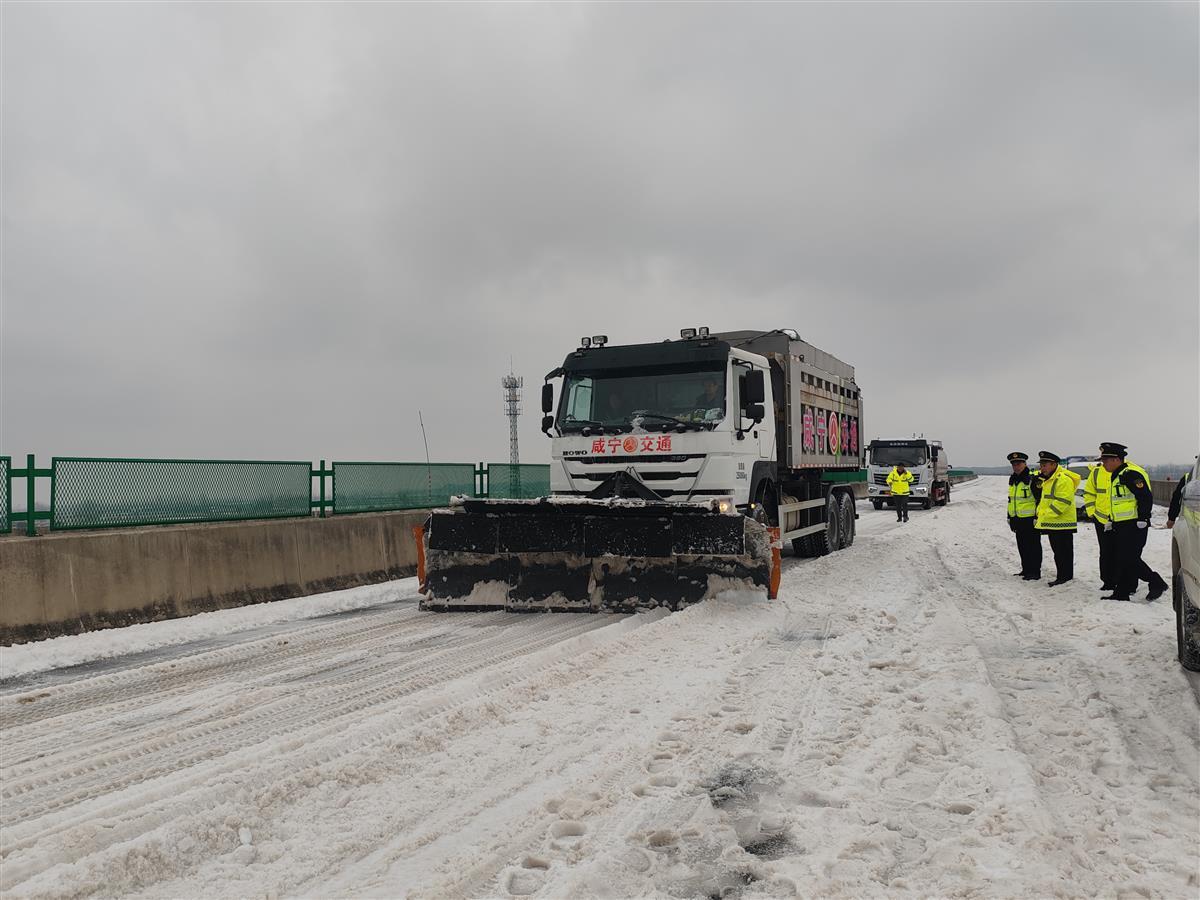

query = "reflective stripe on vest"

[1110,462,1150,522]
[1008,480,1036,518]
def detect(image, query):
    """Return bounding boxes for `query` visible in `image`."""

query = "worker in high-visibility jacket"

[1033,450,1080,586]
[886,464,914,523]
[1099,442,1167,602]
[1007,451,1042,579]
[1082,458,1116,590]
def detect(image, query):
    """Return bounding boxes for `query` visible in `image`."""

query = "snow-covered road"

[2,476,1197,898]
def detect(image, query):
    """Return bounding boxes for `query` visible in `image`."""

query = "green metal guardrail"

[0,456,9,534]
[50,458,313,530]
[332,462,479,514]
[484,463,551,500]
[0,455,554,535]
[0,455,982,537]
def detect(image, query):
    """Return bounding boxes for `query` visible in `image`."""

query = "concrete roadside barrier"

[0,509,430,645]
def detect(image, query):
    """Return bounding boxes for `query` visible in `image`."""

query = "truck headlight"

[868,485,879,493]
[712,497,735,515]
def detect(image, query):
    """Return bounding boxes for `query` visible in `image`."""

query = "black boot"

[1102,593,1131,601]
[1147,576,1167,601]
[1048,577,1072,587]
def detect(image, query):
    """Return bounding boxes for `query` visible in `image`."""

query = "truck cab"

[867,438,951,510]
[547,334,776,512]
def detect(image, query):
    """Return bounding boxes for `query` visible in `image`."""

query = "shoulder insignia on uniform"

[1135,480,1145,488]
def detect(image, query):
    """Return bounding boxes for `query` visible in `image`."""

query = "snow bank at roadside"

[0,578,417,681]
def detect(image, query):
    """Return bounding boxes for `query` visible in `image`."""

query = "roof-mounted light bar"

[680,328,697,339]
[580,336,592,348]
[591,335,608,347]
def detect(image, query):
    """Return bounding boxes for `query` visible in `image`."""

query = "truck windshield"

[559,367,726,432]
[870,446,927,467]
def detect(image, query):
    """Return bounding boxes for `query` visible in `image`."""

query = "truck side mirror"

[541,414,554,435]
[745,369,765,404]
[931,446,939,459]
[541,383,554,414]
[746,403,765,423]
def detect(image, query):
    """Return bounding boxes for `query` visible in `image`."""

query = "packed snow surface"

[1,477,1196,898]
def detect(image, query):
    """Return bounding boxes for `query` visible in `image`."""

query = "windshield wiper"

[632,411,702,430]
[561,417,628,434]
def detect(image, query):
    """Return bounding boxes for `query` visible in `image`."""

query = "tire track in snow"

[0,606,500,779]
[2,611,577,827]
[1,611,632,891]
[0,600,429,733]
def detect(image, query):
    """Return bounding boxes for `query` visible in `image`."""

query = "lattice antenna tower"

[501,369,523,465]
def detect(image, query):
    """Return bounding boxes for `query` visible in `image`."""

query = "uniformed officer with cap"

[1099,442,1168,601]
[1033,450,1080,586]
[1006,451,1041,579]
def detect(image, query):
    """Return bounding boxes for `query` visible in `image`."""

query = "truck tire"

[838,493,856,548]
[871,499,883,511]
[1176,572,1200,672]
[943,482,951,506]
[922,495,933,510]
[810,495,841,556]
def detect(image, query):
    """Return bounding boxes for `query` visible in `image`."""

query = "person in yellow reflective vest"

[887,464,914,523]
[1007,451,1042,579]
[1082,457,1116,590]
[1099,442,1168,602]
[1033,450,1080,586]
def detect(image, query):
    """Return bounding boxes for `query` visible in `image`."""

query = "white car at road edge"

[1172,454,1200,671]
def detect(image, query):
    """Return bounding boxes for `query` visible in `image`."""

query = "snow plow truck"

[418,327,865,612]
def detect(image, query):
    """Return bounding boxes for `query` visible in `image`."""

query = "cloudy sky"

[2,1,1196,468]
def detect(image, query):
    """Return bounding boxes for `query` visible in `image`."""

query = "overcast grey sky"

[2,1,1197,467]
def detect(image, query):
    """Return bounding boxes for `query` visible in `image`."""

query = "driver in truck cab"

[694,376,722,410]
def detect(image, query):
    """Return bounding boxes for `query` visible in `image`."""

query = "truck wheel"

[871,499,883,511]
[1176,572,1200,672]
[838,493,856,548]
[943,483,951,506]
[922,496,933,510]
[811,495,841,556]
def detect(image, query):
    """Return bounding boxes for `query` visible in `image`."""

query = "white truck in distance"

[420,327,867,612]
[867,438,951,510]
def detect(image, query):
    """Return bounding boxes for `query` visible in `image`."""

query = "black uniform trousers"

[1094,521,1116,587]
[895,495,909,522]
[1012,517,1041,577]
[1111,523,1162,598]
[1043,530,1073,582]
